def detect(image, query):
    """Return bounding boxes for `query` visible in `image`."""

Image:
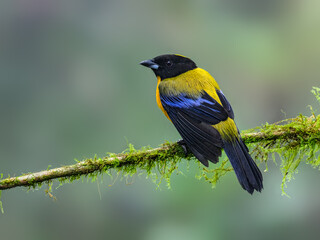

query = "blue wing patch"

[160,94,215,109]
[160,92,228,125]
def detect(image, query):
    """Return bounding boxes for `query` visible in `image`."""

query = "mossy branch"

[0,114,319,191]
[0,143,189,190]
[0,87,320,193]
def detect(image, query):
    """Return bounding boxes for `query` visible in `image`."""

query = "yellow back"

[158,68,222,105]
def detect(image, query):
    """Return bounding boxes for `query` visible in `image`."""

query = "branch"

[0,144,183,190]
[1,113,319,191]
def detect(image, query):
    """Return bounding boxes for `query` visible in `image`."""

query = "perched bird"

[140,54,263,194]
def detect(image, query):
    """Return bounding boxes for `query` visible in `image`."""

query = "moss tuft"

[243,87,320,195]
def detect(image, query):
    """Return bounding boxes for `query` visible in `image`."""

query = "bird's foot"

[177,139,189,156]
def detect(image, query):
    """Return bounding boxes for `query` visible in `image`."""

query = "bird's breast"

[156,76,171,120]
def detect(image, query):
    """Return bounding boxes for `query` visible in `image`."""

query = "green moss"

[196,159,233,188]
[0,191,3,214]
[102,142,192,189]
[243,87,320,195]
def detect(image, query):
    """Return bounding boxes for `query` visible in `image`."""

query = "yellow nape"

[213,118,238,142]
[158,68,221,104]
[174,54,189,59]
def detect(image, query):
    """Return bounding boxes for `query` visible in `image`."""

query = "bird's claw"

[177,139,189,156]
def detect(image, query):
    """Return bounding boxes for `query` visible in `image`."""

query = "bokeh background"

[1,0,320,239]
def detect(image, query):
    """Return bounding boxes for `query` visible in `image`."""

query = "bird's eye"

[166,60,173,67]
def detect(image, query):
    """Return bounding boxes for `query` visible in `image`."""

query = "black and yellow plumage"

[140,54,263,194]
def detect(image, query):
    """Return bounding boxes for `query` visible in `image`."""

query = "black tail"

[223,138,263,194]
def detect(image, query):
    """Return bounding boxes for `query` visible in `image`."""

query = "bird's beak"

[139,59,159,70]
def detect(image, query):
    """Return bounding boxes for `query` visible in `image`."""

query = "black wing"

[160,91,229,166]
[216,89,234,119]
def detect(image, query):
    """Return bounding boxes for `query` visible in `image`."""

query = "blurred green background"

[1,0,320,239]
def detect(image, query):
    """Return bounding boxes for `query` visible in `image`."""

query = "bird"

[140,54,263,194]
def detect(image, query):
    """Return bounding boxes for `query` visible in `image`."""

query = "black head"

[140,54,197,80]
